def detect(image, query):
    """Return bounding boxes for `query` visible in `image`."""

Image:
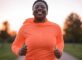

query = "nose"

[37,6,42,11]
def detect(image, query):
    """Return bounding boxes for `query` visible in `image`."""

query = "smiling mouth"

[38,11,42,14]
[37,12,43,17]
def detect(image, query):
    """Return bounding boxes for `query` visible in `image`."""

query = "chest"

[23,25,57,48]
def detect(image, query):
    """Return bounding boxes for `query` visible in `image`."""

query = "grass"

[0,43,16,60]
[0,43,82,60]
[64,43,82,60]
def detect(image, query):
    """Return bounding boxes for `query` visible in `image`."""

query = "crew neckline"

[23,18,50,26]
[33,18,48,24]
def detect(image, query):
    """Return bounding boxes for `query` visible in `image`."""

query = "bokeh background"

[0,0,82,60]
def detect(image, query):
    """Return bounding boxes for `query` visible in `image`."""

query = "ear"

[32,11,34,16]
[32,8,34,15]
[46,11,48,15]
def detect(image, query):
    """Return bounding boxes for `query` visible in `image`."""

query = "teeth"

[38,12,42,14]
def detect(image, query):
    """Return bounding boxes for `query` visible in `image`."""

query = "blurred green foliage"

[0,43,16,60]
[63,13,82,43]
[64,43,82,60]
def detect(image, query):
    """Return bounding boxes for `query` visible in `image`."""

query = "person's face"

[33,2,48,20]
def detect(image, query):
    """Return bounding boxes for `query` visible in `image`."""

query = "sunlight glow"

[0,0,82,32]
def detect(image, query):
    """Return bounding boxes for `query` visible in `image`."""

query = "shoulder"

[48,21,61,28]
[18,18,34,32]
[21,18,34,28]
[48,21,62,32]
[23,18,34,24]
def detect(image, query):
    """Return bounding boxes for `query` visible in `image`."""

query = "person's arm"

[11,27,26,56]
[54,25,64,59]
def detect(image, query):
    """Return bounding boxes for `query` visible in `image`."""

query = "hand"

[54,49,62,59]
[19,45,27,56]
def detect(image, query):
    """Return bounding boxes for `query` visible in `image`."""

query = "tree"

[0,21,16,43]
[0,21,10,43]
[63,12,82,43]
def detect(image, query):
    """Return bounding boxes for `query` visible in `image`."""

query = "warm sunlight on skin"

[0,0,82,32]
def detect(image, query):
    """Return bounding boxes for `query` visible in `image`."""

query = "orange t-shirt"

[11,18,64,60]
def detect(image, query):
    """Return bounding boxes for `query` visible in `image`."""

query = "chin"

[37,17,44,20]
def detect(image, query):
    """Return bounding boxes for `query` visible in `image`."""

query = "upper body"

[12,18,64,60]
[11,0,64,60]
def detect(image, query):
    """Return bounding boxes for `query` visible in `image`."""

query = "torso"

[22,18,59,60]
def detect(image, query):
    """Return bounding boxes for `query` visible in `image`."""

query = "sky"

[0,0,82,32]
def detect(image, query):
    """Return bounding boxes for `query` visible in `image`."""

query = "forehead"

[34,2,46,7]
[73,14,78,18]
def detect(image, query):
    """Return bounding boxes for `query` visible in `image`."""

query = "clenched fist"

[54,49,62,59]
[19,45,27,56]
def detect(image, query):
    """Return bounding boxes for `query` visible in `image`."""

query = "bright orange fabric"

[11,18,64,60]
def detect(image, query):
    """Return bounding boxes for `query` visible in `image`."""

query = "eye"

[39,5,44,9]
[35,5,39,9]
[41,6,45,9]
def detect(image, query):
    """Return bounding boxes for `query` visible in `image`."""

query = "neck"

[34,18,46,23]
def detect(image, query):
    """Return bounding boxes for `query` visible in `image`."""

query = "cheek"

[33,10,37,15]
[42,10,47,15]
[43,10,46,14]
[42,9,48,14]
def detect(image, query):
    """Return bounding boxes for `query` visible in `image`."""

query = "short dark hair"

[32,0,48,10]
